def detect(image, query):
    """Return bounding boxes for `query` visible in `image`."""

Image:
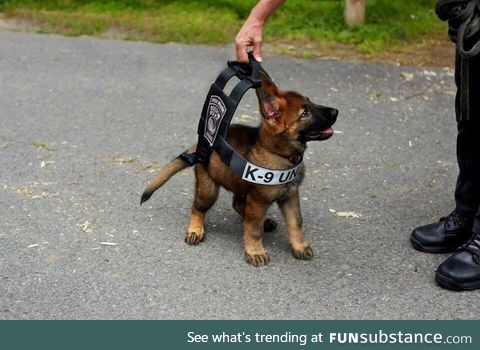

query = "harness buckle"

[179,151,205,166]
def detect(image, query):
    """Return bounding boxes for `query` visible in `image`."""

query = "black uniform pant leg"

[455,120,480,219]
[454,53,480,222]
[471,55,480,233]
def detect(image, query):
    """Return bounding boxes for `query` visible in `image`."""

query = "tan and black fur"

[141,74,337,266]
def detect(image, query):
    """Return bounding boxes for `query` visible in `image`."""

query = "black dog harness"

[179,54,302,185]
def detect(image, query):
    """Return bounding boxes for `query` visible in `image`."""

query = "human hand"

[235,14,264,63]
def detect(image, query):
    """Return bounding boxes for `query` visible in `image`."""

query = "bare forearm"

[235,0,286,63]
[250,0,286,23]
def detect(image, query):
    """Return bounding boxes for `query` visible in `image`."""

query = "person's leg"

[473,212,480,236]
[454,50,480,217]
[454,119,480,218]
[435,55,480,291]
[410,53,476,253]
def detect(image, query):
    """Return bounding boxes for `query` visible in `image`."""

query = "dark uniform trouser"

[454,51,480,232]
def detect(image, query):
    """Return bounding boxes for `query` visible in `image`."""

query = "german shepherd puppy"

[141,74,337,266]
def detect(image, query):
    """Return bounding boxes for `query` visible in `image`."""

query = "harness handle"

[227,53,264,88]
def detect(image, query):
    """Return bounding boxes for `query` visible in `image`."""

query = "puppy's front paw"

[263,218,277,232]
[184,231,204,245]
[244,252,270,267]
[291,244,314,260]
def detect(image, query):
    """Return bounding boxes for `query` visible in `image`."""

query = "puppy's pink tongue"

[322,127,334,136]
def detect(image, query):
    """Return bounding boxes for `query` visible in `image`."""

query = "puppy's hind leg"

[185,164,219,245]
[233,195,277,232]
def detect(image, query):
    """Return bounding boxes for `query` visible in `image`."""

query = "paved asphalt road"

[1,30,478,320]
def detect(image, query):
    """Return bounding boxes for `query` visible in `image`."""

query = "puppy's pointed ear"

[256,72,281,121]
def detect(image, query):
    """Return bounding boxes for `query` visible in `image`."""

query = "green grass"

[0,0,444,54]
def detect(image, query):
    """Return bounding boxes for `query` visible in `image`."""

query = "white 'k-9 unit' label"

[204,95,227,146]
[241,162,302,185]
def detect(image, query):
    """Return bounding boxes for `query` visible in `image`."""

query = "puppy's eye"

[300,108,310,119]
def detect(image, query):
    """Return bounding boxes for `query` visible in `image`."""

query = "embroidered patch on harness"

[204,95,227,146]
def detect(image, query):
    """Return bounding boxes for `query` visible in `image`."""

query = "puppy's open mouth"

[304,127,334,141]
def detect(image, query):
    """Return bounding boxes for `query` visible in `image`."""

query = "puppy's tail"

[140,150,194,205]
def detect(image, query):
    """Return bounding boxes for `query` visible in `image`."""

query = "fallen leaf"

[79,221,92,233]
[100,242,117,246]
[32,141,46,149]
[40,160,55,168]
[111,157,135,164]
[31,192,48,199]
[401,72,414,81]
[336,211,362,219]
[423,70,437,77]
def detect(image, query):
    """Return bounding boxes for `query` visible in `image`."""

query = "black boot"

[436,232,480,291]
[410,211,473,253]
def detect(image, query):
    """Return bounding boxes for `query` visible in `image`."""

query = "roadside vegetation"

[0,1,451,66]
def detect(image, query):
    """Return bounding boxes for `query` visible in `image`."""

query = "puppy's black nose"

[329,108,338,123]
